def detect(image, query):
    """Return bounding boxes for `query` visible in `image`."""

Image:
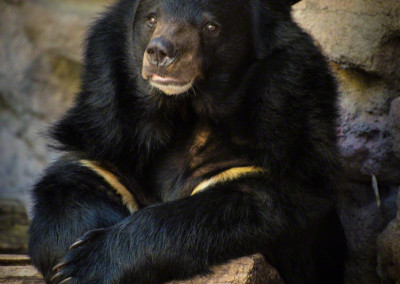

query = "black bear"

[28,0,346,283]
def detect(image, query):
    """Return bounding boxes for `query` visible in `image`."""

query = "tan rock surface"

[293,1,400,283]
[0,254,283,284]
[293,0,400,79]
[0,0,111,211]
[170,254,283,284]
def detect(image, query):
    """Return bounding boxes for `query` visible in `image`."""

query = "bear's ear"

[251,0,299,59]
[250,0,283,59]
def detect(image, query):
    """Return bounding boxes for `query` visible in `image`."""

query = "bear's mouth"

[148,74,194,95]
[150,74,190,86]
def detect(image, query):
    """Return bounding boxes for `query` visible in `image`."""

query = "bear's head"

[131,0,299,96]
[51,0,307,164]
[80,0,301,103]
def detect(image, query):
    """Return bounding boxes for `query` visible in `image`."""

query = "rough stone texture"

[293,0,400,82]
[0,199,29,254]
[293,1,400,283]
[338,184,398,284]
[171,255,283,284]
[0,0,111,211]
[0,254,282,284]
[334,64,400,184]
[377,188,400,284]
[0,254,45,283]
[293,0,400,184]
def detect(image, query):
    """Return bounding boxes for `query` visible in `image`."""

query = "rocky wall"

[293,1,400,283]
[0,0,111,210]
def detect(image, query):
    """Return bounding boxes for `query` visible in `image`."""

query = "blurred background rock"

[0,0,399,283]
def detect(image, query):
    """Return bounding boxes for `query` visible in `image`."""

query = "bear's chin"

[150,80,193,95]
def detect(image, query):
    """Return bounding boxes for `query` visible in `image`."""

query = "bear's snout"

[141,21,202,95]
[146,37,176,67]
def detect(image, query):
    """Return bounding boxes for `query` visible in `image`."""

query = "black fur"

[29,0,346,283]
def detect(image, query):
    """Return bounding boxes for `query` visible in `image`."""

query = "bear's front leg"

[51,183,323,284]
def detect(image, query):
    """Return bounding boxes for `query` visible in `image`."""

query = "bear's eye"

[205,23,218,33]
[148,16,157,27]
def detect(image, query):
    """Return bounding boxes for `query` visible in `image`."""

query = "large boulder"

[377,188,400,283]
[293,0,400,184]
[293,1,400,283]
[338,184,397,283]
[0,254,283,284]
[0,0,109,210]
[293,0,400,80]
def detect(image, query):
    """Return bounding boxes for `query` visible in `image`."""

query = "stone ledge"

[0,254,284,284]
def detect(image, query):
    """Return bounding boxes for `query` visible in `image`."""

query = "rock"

[170,254,283,284]
[293,0,400,81]
[0,0,109,211]
[0,255,43,284]
[0,254,283,284]
[0,200,29,254]
[0,266,44,284]
[292,2,400,279]
[339,184,398,284]
[297,8,400,282]
[377,188,400,283]
[0,255,31,266]
[334,64,400,184]
[293,1,400,184]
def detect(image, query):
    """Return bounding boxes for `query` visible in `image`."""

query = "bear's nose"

[146,37,176,67]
